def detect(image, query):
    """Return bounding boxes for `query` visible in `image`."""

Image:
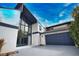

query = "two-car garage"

[45,31,74,45]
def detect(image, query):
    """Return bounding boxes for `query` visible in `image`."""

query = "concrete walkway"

[16,45,79,56]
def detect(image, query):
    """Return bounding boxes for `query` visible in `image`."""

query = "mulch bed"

[0,51,16,56]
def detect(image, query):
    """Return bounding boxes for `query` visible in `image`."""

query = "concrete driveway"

[16,45,79,56]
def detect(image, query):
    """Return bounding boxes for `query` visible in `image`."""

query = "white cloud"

[33,13,41,20]
[44,19,49,27]
[33,13,45,27]
[59,3,72,17]
[33,12,74,27]
[49,17,74,27]
[34,14,50,27]
[64,3,71,7]
[59,17,74,24]
[70,18,74,21]
[59,20,67,23]
[45,19,48,22]
[59,11,65,17]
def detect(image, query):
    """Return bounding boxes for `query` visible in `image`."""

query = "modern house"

[0,3,45,54]
[0,3,75,55]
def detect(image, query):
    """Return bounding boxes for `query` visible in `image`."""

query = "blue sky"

[24,3,78,27]
[0,3,78,27]
[0,3,17,8]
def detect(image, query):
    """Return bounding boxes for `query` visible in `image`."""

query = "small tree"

[69,6,79,47]
[0,39,4,52]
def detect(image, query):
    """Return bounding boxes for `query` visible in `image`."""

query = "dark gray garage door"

[45,32,74,45]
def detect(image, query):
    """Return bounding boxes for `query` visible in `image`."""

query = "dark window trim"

[17,19,29,46]
[0,22,18,29]
[28,32,40,35]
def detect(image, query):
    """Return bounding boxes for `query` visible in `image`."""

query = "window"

[17,20,28,46]
[39,25,41,31]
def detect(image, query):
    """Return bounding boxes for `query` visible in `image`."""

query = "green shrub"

[69,6,79,48]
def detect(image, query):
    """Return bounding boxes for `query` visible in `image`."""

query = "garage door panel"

[45,32,74,45]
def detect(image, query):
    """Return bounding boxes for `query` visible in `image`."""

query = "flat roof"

[46,21,71,29]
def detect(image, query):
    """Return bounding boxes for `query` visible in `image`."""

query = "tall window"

[17,20,28,46]
[39,25,41,31]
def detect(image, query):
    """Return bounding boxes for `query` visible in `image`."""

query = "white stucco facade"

[0,26,18,53]
[40,33,46,45]
[32,23,39,33]
[32,23,39,46]
[31,23,46,46]
[32,33,40,46]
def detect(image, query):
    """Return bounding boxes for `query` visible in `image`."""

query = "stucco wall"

[31,23,46,46]
[38,23,45,33]
[0,26,18,53]
[32,23,45,33]
[53,24,68,30]
[32,23,39,33]
[32,33,40,46]
[32,23,39,46]
[40,33,46,45]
